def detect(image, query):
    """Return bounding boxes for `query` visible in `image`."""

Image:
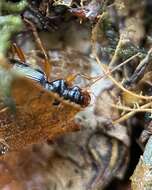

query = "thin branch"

[91,12,108,56]
[113,102,152,124]
[111,103,152,112]
[86,52,140,88]
[95,54,152,100]
[109,34,123,67]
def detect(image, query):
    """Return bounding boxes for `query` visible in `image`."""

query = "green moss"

[2,0,27,13]
[0,0,27,55]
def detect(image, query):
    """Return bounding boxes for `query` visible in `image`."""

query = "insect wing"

[0,69,81,155]
[10,59,47,86]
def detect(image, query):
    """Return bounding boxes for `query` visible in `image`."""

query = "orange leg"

[24,18,51,82]
[11,43,26,62]
[66,73,102,86]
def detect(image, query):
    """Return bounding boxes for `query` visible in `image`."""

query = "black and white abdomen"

[45,79,67,95]
[9,59,91,107]
[67,86,82,103]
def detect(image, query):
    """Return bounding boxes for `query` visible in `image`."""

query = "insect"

[10,17,91,107]
[0,18,92,156]
[0,68,82,156]
[9,57,91,107]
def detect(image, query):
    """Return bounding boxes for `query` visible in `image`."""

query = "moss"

[2,0,27,13]
[0,0,27,55]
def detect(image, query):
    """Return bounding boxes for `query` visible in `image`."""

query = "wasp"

[10,19,91,108]
[9,57,90,107]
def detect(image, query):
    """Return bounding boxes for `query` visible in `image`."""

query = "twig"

[87,52,140,87]
[91,12,108,56]
[95,54,152,100]
[111,103,152,113]
[109,34,123,67]
[112,102,152,124]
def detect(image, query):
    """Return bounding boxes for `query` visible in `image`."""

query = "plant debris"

[1,0,152,190]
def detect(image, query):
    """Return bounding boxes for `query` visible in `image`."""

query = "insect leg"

[24,18,51,82]
[66,73,100,86]
[11,43,26,62]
